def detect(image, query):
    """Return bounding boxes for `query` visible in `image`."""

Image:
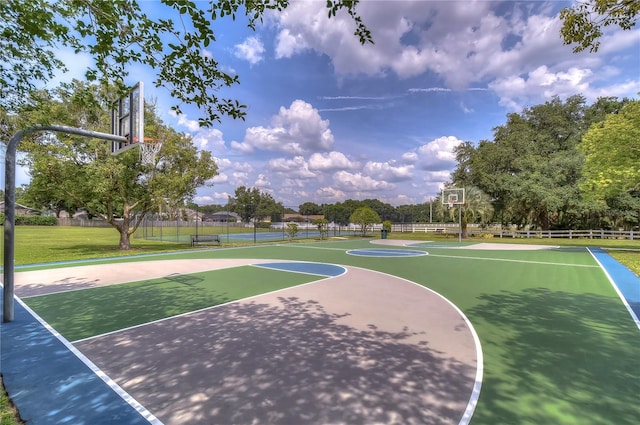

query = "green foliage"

[231,186,282,222]
[14,215,57,226]
[0,376,23,425]
[299,202,323,215]
[560,0,639,53]
[1,0,371,124]
[313,218,329,239]
[580,101,640,201]
[453,95,629,230]
[349,206,381,236]
[382,220,392,232]
[285,222,299,241]
[18,81,218,249]
[445,186,493,238]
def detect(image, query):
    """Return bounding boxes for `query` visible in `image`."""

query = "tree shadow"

[77,295,478,425]
[468,288,640,424]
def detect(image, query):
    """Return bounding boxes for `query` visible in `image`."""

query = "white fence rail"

[391,223,638,240]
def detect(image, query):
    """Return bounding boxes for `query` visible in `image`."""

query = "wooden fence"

[391,223,638,240]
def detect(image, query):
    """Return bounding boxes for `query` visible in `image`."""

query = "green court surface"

[24,266,326,342]
[18,239,640,424]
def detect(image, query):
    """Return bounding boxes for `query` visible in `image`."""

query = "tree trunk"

[119,230,131,250]
[461,222,468,239]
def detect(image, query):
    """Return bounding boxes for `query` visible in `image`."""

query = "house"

[0,201,42,216]
[201,211,241,222]
[283,213,325,223]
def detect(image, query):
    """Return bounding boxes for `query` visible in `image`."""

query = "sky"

[12,0,640,208]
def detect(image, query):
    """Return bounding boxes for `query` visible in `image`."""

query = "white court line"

[283,244,599,268]
[72,264,346,344]
[587,248,640,332]
[12,295,163,425]
[427,253,600,268]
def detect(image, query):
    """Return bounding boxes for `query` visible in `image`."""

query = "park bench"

[190,234,221,246]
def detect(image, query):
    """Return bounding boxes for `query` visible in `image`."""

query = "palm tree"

[447,186,494,238]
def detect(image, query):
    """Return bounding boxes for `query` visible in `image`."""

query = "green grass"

[1,226,192,265]
[25,265,324,341]
[0,377,22,425]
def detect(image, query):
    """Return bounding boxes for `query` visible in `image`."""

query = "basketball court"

[2,238,639,424]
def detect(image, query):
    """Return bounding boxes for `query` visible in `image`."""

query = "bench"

[190,234,221,246]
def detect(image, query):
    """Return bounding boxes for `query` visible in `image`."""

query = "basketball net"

[139,137,162,166]
[447,196,457,209]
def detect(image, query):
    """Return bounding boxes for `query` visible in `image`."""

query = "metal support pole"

[458,204,462,243]
[3,125,126,322]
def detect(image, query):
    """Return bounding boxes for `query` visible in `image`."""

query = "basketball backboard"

[111,82,144,154]
[442,187,465,207]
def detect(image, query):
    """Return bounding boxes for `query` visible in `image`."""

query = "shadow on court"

[77,296,476,425]
[469,288,640,425]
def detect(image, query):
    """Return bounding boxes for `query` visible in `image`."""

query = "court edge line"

[20,259,277,299]
[427,253,599,268]
[346,265,483,425]
[11,295,163,425]
[72,262,348,344]
[587,248,640,332]
[250,263,342,277]
[282,244,598,268]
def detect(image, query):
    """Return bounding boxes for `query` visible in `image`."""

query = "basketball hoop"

[139,137,162,166]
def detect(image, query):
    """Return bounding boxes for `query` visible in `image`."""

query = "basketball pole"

[3,125,126,323]
[458,203,462,243]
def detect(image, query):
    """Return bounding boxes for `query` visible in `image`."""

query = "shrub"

[15,215,58,226]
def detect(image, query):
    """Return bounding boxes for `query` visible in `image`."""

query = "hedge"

[0,214,58,226]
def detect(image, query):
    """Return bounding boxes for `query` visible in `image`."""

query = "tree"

[350,206,381,236]
[580,101,640,208]
[1,0,371,124]
[231,186,282,223]
[19,81,218,249]
[299,202,322,215]
[285,222,299,241]
[560,0,639,53]
[313,218,329,240]
[452,95,624,230]
[445,186,494,239]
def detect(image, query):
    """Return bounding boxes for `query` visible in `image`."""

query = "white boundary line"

[75,260,482,425]
[427,253,599,268]
[587,248,640,331]
[12,296,163,425]
[73,262,348,344]
[345,265,483,425]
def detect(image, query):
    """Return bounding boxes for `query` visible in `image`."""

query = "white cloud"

[363,161,413,182]
[170,112,227,151]
[315,186,348,203]
[308,151,358,171]
[255,174,271,188]
[408,136,463,171]
[234,36,265,64]
[333,171,395,192]
[270,2,639,105]
[171,111,201,132]
[268,156,317,178]
[232,100,334,155]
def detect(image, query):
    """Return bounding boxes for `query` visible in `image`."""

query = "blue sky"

[15,1,640,208]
